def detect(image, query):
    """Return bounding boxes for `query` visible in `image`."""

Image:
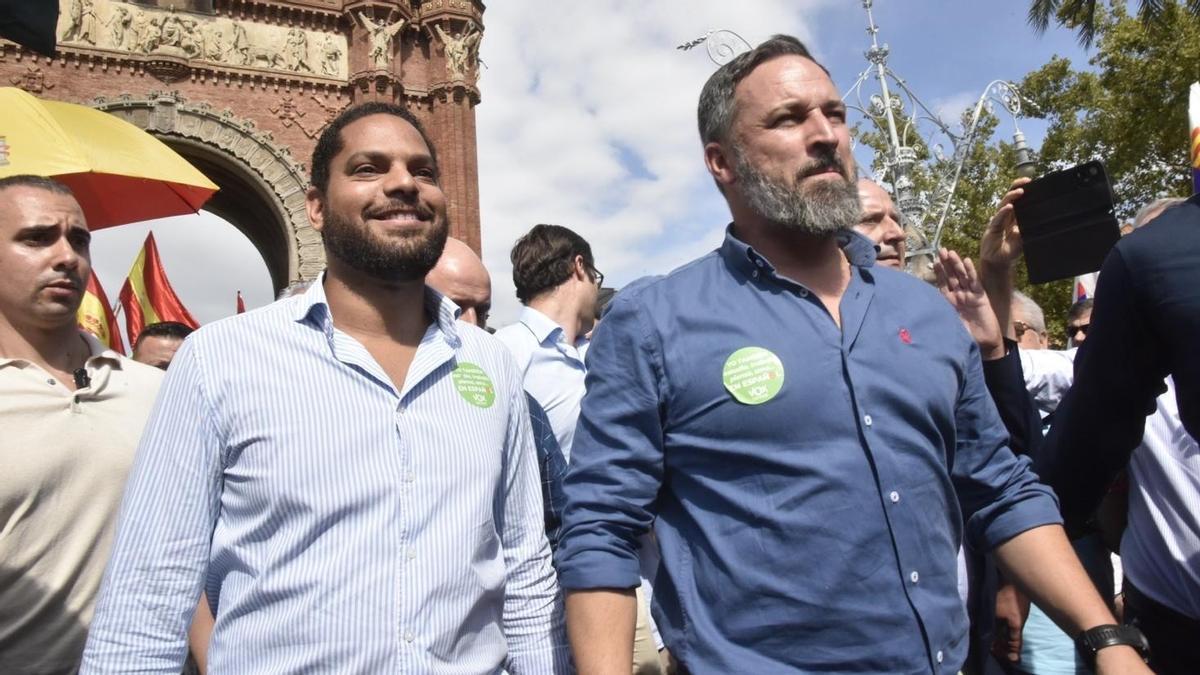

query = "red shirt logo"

[899,328,912,344]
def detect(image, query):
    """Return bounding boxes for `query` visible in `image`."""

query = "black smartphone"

[1013,160,1121,284]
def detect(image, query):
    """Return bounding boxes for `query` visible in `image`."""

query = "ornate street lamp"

[679,1,1039,273]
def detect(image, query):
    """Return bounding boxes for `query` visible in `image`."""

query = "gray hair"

[276,279,314,300]
[697,35,827,146]
[1011,290,1046,335]
[1132,196,1186,229]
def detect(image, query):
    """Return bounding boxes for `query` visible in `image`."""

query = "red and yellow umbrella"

[0,86,218,229]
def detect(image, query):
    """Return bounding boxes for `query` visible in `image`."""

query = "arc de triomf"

[0,0,486,291]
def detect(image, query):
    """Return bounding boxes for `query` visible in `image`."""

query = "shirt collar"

[518,306,565,346]
[0,330,121,369]
[292,271,463,349]
[719,224,878,279]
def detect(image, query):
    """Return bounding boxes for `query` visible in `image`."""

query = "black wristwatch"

[1075,624,1150,667]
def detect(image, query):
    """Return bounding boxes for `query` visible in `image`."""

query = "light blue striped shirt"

[80,277,570,674]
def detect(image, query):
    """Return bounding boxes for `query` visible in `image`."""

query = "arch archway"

[92,91,324,291]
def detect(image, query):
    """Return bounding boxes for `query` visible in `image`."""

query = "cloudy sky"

[90,0,1092,341]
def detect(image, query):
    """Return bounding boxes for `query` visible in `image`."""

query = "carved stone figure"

[62,0,100,45]
[320,34,342,77]
[159,14,184,50]
[180,19,201,58]
[106,5,133,51]
[355,12,405,70]
[225,22,250,65]
[136,15,163,53]
[284,28,312,73]
[435,23,481,80]
[200,23,224,61]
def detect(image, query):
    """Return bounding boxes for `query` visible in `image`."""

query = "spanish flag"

[1190,82,1200,193]
[118,232,199,346]
[76,273,125,354]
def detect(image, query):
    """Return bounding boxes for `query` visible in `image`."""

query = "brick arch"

[92,91,323,290]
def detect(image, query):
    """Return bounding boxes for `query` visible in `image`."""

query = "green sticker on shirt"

[722,347,785,405]
[452,362,496,408]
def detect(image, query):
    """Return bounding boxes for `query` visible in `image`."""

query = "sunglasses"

[1067,322,1090,339]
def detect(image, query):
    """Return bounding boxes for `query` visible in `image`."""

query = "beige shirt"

[0,332,162,674]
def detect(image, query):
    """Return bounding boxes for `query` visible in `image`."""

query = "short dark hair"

[698,35,827,145]
[309,102,439,193]
[510,224,595,304]
[134,321,194,349]
[1067,298,1093,324]
[0,174,75,197]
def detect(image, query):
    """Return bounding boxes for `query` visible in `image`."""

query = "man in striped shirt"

[81,103,569,673]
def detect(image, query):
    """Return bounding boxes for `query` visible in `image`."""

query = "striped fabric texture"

[81,277,570,674]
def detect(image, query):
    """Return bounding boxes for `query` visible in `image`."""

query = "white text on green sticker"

[722,347,785,405]
[452,362,496,408]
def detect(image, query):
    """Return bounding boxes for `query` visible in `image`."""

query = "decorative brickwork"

[0,0,484,288]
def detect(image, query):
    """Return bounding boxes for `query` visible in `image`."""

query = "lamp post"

[680,1,1040,273]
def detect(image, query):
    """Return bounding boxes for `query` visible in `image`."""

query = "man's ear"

[305,187,326,233]
[704,141,736,189]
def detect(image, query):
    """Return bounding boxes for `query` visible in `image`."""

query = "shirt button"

[406,547,417,560]
[47,378,56,386]
[889,491,900,503]
[936,650,944,663]
[799,288,809,297]
[752,270,760,278]
[755,259,765,268]
[403,631,414,643]
[404,472,415,483]
[910,570,920,584]
[396,403,406,414]
[864,414,873,426]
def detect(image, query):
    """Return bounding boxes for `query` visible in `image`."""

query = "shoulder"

[185,297,302,351]
[109,354,165,390]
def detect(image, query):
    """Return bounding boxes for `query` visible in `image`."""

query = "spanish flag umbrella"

[0,86,218,229]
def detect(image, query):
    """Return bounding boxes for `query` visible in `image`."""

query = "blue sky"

[90,1,1096,335]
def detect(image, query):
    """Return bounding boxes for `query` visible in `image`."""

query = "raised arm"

[979,177,1032,338]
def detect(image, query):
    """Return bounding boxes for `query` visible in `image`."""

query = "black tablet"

[1013,160,1121,284]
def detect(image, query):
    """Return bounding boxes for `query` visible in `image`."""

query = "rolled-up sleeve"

[499,378,572,674]
[952,340,1062,553]
[556,291,664,591]
[80,338,224,673]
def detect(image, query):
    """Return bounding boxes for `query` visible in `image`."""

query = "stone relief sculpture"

[320,35,343,77]
[434,23,481,80]
[54,0,347,78]
[62,0,100,45]
[355,12,405,70]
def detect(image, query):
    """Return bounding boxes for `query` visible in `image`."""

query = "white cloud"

[476,0,833,324]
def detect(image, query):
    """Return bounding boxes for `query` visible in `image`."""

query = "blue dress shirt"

[81,278,569,674]
[495,307,587,461]
[557,227,1061,674]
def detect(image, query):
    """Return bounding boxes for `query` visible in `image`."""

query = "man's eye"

[353,164,379,174]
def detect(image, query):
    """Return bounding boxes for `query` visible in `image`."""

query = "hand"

[934,248,1005,360]
[980,177,1032,269]
[991,582,1031,665]
[1093,644,1153,674]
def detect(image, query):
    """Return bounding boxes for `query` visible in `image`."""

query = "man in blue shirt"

[557,35,1148,674]
[81,103,568,673]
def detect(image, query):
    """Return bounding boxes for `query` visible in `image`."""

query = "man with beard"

[0,176,162,674]
[81,103,569,673]
[853,178,906,270]
[557,36,1148,674]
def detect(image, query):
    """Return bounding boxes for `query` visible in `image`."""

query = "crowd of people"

[1,32,1196,675]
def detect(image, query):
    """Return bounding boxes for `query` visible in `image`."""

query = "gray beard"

[734,158,861,236]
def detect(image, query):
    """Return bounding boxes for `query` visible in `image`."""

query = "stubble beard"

[320,205,449,283]
[733,149,862,237]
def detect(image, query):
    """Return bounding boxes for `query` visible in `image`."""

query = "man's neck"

[733,219,850,296]
[0,319,89,375]
[528,292,584,346]
[321,263,432,346]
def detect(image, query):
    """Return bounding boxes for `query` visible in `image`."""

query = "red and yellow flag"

[76,272,125,354]
[118,232,199,346]
[236,290,246,314]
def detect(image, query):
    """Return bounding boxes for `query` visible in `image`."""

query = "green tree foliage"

[1019,1,1199,220]
[1028,0,1200,46]
[854,1,1198,345]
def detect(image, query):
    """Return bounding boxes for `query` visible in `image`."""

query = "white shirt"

[1020,347,1200,618]
[495,307,587,461]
